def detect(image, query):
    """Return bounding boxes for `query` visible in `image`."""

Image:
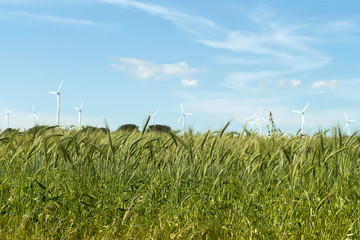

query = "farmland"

[0,123,359,239]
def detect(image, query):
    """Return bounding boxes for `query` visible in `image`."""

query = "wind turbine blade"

[185,112,192,116]
[178,115,183,123]
[251,112,257,119]
[292,110,302,114]
[180,103,184,113]
[28,114,32,119]
[80,102,84,109]
[153,110,158,116]
[74,107,80,111]
[49,91,57,94]
[302,102,310,112]
[344,113,349,121]
[34,114,38,119]
[349,120,356,122]
[57,79,63,92]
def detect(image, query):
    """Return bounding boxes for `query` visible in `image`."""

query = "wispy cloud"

[102,0,222,37]
[323,20,357,32]
[225,70,285,89]
[103,0,331,89]
[214,55,263,65]
[3,11,100,26]
[0,0,99,5]
[311,80,337,90]
[113,57,200,86]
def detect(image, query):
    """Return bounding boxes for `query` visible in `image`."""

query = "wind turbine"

[292,102,310,135]
[244,112,259,130]
[74,103,83,128]
[149,108,158,125]
[4,106,10,129]
[178,103,192,132]
[49,79,63,126]
[28,103,38,127]
[344,113,356,135]
[256,106,266,135]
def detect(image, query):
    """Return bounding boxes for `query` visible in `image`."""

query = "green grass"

[0,125,359,239]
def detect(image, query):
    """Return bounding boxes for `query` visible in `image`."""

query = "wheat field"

[0,121,359,239]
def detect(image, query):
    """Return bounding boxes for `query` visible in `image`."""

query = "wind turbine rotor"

[344,113,356,135]
[178,103,192,132]
[244,112,259,130]
[5,106,10,114]
[149,109,158,125]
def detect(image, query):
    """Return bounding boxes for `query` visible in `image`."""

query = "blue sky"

[1,0,360,133]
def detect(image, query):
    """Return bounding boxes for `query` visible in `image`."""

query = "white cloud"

[181,78,199,88]
[276,78,302,88]
[113,58,200,84]
[162,62,198,76]
[311,79,337,90]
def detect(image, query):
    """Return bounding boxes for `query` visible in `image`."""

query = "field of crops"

[0,122,359,239]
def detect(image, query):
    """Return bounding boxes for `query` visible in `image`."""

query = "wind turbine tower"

[49,80,63,126]
[257,106,266,135]
[178,103,192,132]
[344,113,356,135]
[28,103,38,127]
[74,103,83,128]
[149,108,158,125]
[4,107,10,129]
[292,102,310,135]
